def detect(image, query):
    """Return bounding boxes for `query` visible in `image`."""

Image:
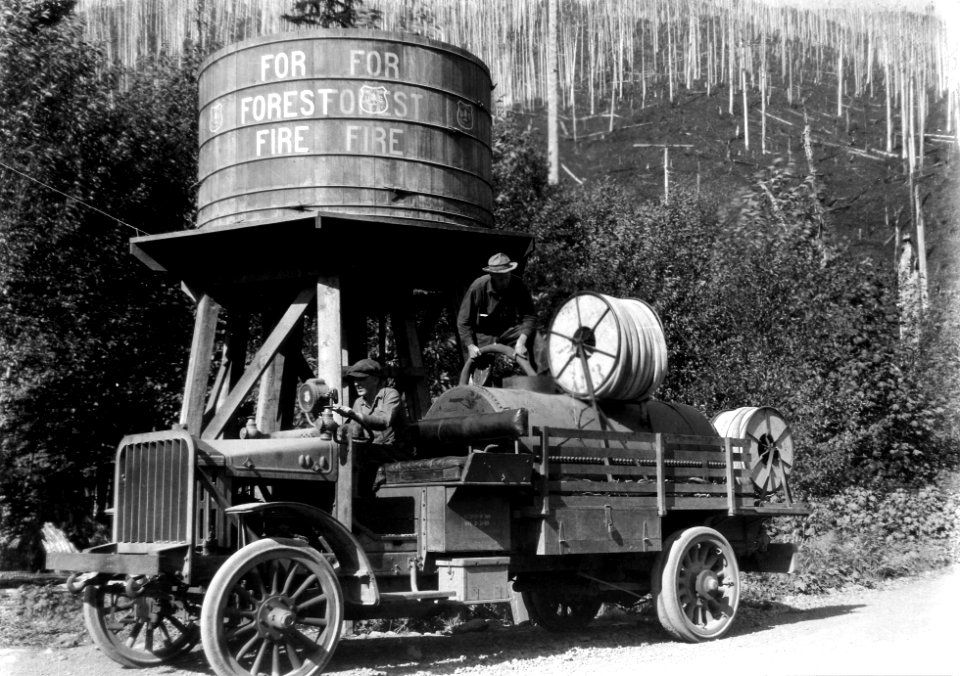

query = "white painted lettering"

[340,89,355,114]
[291,51,306,77]
[344,125,404,156]
[345,125,361,152]
[299,90,315,116]
[367,51,381,76]
[410,93,423,118]
[317,89,336,115]
[261,51,307,81]
[373,126,387,153]
[274,53,289,79]
[260,54,275,81]
[256,125,311,156]
[349,49,400,78]
[349,50,364,76]
[388,127,403,156]
[283,90,298,118]
[294,125,309,153]
[393,91,408,117]
[252,96,266,121]
[240,96,252,123]
[276,126,292,153]
[256,129,269,156]
[384,52,400,79]
[267,92,282,120]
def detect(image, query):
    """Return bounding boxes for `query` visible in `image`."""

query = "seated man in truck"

[457,252,539,383]
[331,358,409,493]
[331,358,407,445]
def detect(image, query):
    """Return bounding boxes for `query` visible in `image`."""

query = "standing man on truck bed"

[457,253,538,381]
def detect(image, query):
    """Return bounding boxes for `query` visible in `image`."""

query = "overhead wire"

[0,158,145,237]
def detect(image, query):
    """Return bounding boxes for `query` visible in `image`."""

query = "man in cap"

[457,253,537,373]
[331,358,406,445]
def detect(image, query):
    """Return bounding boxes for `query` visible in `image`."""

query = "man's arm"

[360,388,403,431]
[457,280,481,353]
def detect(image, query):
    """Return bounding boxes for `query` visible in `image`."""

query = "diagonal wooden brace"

[202,285,317,440]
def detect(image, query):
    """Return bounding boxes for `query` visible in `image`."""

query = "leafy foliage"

[0,0,196,560]
[493,118,958,499]
[282,0,381,28]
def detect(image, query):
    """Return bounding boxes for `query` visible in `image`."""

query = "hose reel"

[546,292,667,401]
[711,406,794,494]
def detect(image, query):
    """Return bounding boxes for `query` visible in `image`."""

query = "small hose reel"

[711,406,794,494]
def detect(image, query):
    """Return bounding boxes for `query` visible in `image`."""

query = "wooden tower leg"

[179,291,220,434]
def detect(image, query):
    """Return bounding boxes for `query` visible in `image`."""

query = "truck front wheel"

[82,580,199,667]
[200,538,344,676]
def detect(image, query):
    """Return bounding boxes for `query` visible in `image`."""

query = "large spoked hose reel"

[711,406,795,495]
[546,292,667,402]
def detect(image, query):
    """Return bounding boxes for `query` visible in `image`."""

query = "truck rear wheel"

[200,538,344,676]
[522,587,602,632]
[82,580,199,667]
[654,527,740,642]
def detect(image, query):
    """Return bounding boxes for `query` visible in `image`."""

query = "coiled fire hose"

[547,292,667,401]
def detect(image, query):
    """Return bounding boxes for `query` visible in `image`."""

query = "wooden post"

[391,312,431,421]
[179,292,219,434]
[655,433,666,517]
[318,276,353,529]
[539,427,551,516]
[724,438,737,517]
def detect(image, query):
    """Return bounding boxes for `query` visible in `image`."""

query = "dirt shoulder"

[1,565,956,676]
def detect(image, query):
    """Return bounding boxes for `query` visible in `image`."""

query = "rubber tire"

[654,527,740,642]
[200,538,344,676]
[82,582,199,667]
[522,587,602,632]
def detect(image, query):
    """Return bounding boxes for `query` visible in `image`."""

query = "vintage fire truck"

[46,29,806,676]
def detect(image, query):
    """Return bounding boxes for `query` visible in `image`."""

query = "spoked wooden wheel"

[522,587,602,632]
[82,580,199,667]
[200,538,344,676]
[654,527,740,642]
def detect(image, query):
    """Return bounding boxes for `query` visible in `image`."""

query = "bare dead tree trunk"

[547,0,559,185]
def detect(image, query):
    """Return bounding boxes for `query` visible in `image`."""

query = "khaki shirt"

[351,386,405,445]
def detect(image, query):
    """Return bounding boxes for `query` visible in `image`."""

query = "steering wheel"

[459,343,536,387]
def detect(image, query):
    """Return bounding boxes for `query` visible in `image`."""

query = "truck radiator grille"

[113,431,195,544]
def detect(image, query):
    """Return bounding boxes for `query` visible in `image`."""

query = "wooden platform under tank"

[129,212,534,304]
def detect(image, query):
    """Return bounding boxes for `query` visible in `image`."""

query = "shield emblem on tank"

[457,101,475,130]
[208,102,223,133]
[359,85,390,115]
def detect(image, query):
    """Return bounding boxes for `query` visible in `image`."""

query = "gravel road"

[2,566,956,676]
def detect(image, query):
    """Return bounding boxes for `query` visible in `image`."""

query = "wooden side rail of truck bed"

[532,426,802,517]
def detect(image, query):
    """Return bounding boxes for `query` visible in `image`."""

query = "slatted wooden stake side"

[532,426,751,515]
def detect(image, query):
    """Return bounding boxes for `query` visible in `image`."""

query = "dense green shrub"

[492,139,958,497]
[0,0,196,558]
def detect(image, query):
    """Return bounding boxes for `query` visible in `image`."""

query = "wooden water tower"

[129,30,533,443]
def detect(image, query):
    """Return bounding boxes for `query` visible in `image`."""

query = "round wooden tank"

[197,30,493,230]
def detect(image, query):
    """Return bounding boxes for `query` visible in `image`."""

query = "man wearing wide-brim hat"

[456,252,537,371]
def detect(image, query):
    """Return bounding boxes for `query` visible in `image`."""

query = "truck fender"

[225,501,379,606]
